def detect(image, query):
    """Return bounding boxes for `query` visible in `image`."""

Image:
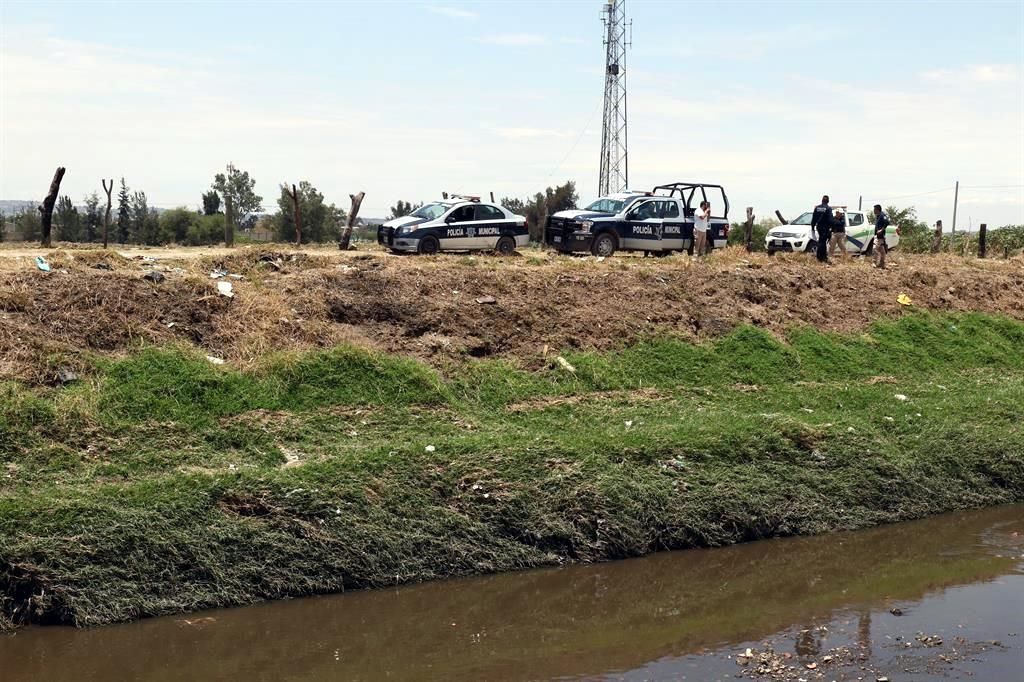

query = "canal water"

[2,505,1021,681]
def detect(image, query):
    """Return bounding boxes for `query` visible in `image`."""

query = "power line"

[876,187,951,202]
[960,184,1024,189]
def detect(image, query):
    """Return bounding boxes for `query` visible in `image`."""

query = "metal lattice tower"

[598,0,629,196]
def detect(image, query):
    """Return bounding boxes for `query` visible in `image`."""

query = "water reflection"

[1,505,1021,682]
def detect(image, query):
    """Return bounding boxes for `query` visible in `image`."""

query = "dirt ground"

[1,243,1022,383]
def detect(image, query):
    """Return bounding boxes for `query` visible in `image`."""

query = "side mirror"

[445,215,456,223]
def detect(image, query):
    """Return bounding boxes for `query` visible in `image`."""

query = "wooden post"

[930,219,943,254]
[744,206,754,252]
[978,223,987,259]
[490,191,495,203]
[339,191,365,250]
[101,178,113,249]
[38,166,66,248]
[287,184,301,245]
[224,194,235,247]
[774,210,788,225]
[950,180,959,243]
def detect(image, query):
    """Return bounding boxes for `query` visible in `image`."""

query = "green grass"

[1,312,1023,628]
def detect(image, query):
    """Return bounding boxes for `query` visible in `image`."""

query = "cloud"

[427,5,477,20]
[492,127,574,139]
[474,33,546,46]
[921,64,1019,84]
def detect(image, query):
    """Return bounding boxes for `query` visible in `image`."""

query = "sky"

[1,0,1022,227]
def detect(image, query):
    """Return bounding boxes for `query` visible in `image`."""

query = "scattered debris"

[894,394,908,401]
[55,367,79,384]
[555,356,576,373]
[143,271,165,283]
[424,445,436,453]
[35,256,51,272]
[890,607,904,616]
[206,356,225,365]
[209,269,228,279]
[897,293,913,306]
[217,281,234,298]
[475,295,497,305]
[92,262,112,271]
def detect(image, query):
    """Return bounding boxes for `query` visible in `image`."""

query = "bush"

[184,214,225,246]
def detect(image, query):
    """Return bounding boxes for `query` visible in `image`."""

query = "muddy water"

[2,505,1022,682]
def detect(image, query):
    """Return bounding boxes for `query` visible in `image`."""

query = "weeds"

[1,312,1022,628]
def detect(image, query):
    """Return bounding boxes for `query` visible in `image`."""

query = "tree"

[17,208,42,241]
[159,207,196,244]
[130,191,161,245]
[212,163,262,241]
[274,181,345,243]
[55,195,82,242]
[502,180,577,240]
[388,200,421,220]
[883,205,929,253]
[101,179,114,248]
[39,166,67,247]
[84,193,101,243]
[201,190,221,216]
[116,178,131,244]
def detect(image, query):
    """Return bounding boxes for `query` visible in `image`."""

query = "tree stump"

[339,191,365,250]
[39,166,67,248]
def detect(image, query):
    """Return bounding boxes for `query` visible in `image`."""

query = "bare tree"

[286,184,302,245]
[39,166,67,247]
[101,178,113,249]
[339,191,365,250]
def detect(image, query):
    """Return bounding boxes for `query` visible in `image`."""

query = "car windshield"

[790,212,814,225]
[410,203,450,220]
[584,198,625,213]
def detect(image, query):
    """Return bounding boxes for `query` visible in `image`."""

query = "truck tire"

[592,232,617,257]
[418,235,440,255]
[495,236,516,256]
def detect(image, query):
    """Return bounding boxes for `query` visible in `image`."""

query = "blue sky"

[2,0,1022,226]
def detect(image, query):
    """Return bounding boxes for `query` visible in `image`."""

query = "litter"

[143,271,165,283]
[209,269,227,279]
[897,293,913,306]
[475,295,497,305]
[894,394,908,401]
[93,262,112,271]
[35,256,51,272]
[555,356,576,373]
[424,445,436,453]
[205,356,225,365]
[217,281,234,298]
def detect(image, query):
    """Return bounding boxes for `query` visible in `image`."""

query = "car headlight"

[398,225,416,234]
[577,221,594,233]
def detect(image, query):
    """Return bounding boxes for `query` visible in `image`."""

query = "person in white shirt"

[693,201,710,256]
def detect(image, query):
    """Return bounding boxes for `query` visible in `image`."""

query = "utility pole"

[598,0,630,196]
[951,180,959,239]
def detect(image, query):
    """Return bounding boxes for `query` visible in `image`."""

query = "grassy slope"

[1,312,1023,627]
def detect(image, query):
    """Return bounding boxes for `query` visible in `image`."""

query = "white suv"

[766,209,900,255]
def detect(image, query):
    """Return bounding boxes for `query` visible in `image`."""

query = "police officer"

[811,195,833,263]
[873,204,890,269]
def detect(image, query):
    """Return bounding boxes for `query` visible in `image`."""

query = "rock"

[55,367,79,384]
[475,295,497,305]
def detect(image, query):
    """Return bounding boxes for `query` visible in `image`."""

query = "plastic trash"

[897,293,913,306]
[205,356,225,365]
[217,281,234,298]
[143,271,165,283]
[35,256,51,272]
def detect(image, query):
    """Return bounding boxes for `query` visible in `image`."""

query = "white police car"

[765,208,901,255]
[378,196,529,255]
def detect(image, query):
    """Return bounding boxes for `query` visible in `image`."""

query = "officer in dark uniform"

[810,195,833,263]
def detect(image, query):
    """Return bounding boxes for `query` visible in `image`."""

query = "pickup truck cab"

[545,182,730,257]
[545,191,649,251]
[765,208,900,255]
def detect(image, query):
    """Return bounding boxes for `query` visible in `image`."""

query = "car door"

[660,199,686,251]
[441,205,476,249]
[470,204,508,248]
[623,199,662,250]
[844,212,867,252]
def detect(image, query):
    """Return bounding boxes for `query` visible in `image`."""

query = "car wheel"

[592,232,617,257]
[495,235,516,256]
[418,235,440,256]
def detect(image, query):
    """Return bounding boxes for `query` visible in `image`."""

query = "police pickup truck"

[378,196,529,255]
[545,182,730,257]
[765,207,901,256]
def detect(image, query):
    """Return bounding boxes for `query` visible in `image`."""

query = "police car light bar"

[448,193,480,202]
